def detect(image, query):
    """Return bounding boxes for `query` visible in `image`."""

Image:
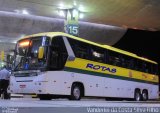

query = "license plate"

[19,85,26,88]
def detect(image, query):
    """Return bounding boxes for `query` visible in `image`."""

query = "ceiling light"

[73,1,77,6]
[13,41,17,44]
[78,5,84,12]
[14,9,29,15]
[59,3,64,9]
[14,10,20,13]
[22,9,29,15]
[72,9,78,18]
[79,13,84,19]
[59,10,65,17]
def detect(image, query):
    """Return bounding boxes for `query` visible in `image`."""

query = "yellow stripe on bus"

[65,58,158,83]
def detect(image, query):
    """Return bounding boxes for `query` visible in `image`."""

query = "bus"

[9,32,159,101]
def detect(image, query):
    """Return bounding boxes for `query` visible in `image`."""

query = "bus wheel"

[142,90,148,101]
[70,84,81,100]
[1,92,4,99]
[134,90,142,101]
[38,94,52,100]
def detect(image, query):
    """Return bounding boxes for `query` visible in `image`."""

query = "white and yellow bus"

[10,32,159,100]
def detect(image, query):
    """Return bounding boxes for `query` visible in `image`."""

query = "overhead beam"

[0,11,127,45]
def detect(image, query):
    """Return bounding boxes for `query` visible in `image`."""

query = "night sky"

[114,29,160,64]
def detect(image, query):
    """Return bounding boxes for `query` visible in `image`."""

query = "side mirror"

[38,46,44,59]
[1,51,4,61]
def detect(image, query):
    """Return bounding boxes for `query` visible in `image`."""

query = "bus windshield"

[14,36,50,71]
[17,39,30,56]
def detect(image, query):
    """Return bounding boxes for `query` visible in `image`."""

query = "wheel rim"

[73,87,80,100]
[136,92,141,101]
[142,92,147,100]
[1,93,4,99]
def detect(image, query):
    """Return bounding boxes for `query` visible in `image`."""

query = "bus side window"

[136,60,143,72]
[125,56,135,69]
[129,59,134,69]
[152,64,158,75]
[108,51,121,66]
[91,46,105,63]
[76,44,88,59]
[122,56,135,69]
[143,62,153,73]
[148,63,152,74]
[143,63,148,73]
[67,38,90,60]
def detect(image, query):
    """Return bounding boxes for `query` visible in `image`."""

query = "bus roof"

[21,32,157,64]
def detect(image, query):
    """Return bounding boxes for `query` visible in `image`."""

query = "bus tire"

[134,89,142,101]
[142,90,148,101]
[38,94,52,100]
[70,84,81,100]
[1,92,4,99]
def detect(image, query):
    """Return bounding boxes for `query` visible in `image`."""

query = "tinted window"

[108,51,121,66]
[30,38,42,58]
[68,38,90,60]
[121,55,135,69]
[49,36,68,70]
[152,64,158,74]
[16,39,30,56]
[91,46,105,63]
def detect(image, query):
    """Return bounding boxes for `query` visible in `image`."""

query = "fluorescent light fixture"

[22,9,29,15]
[13,41,17,44]
[79,13,84,19]
[72,9,78,18]
[14,9,29,15]
[59,10,65,17]
[14,10,20,13]
[73,1,77,6]
[59,3,64,9]
[78,5,84,12]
